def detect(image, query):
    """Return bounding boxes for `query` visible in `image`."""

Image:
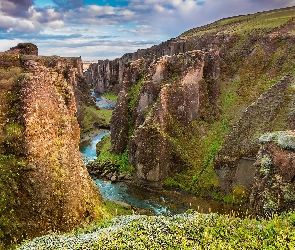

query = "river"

[79,92,240,216]
[79,130,239,216]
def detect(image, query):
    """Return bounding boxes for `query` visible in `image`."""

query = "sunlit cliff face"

[0,44,103,246]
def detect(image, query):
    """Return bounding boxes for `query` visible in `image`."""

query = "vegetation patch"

[0,154,24,249]
[0,66,26,248]
[95,134,134,174]
[182,7,295,37]
[259,131,295,150]
[81,104,112,134]
[128,77,145,111]
[103,200,133,217]
[163,109,230,198]
[102,92,118,102]
[18,211,295,249]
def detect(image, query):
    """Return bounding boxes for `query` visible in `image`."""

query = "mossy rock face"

[129,123,172,187]
[0,49,103,247]
[120,51,210,187]
[84,59,122,95]
[110,89,130,154]
[214,76,293,193]
[103,7,295,199]
[250,131,295,216]
[0,65,26,247]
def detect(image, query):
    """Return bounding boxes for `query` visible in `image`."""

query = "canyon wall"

[214,75,295,192]
[0,44,102,246]
[84,38,183,95]
[105,7,295,198]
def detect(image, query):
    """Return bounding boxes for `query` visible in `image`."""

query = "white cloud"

[47,20,64,29]
[119,9,135,16]
[0,14,17,30]
[154,4,166,13]
[0,13,39,32]
[0,39,23,51]
[1,0,295,60]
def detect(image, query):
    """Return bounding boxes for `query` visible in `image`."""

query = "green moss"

[102,92,118,102]
[22,211,295,249]
[164,104,233,193]
[163,177,186,190]
[128,77,144,110]
[103,200,132,217]
[96,134,134,174]
[0,154,25,247]
[81,104,112,134]
[214,185,248,205]
[0,66,28,248]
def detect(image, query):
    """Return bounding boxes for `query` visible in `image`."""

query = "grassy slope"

[102,92,118,102]
[181,7,295,37]
[81,104,112,134]
[95,134,134,174]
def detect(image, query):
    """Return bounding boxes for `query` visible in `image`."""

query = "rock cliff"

[84,58,123,94]
[106,6,295,197]
[250,131,295,215]
[0,44,103,246]
[214,75,295,192]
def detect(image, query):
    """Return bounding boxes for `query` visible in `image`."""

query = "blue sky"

[1,0,295,61]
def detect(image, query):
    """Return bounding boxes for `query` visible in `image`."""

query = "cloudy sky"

[0,0,295,61]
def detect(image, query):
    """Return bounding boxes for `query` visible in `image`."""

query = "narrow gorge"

[85,6,295,215]
[1,6,295,250]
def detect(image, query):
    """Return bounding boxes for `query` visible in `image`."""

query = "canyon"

[1,6,295,249]
[85,6,295,214]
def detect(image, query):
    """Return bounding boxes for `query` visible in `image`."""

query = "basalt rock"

[84,58,124,95]
[0,46,103,246]
[86,160,132,181]
[10,43,38,56]
[84,38,191,96]
[250,131,295,216]
[111,50,219,187]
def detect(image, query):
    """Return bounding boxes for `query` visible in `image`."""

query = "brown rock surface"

[111,50,214,187]
[0,48,103,245]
